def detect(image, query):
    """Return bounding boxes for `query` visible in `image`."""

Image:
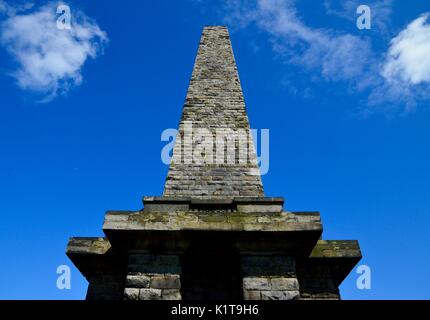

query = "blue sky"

[0,0,430,299]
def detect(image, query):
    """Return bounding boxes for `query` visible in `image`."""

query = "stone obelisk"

[67,26,361,300]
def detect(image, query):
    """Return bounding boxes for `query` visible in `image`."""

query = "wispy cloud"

[224,0,376,92]
[0,0,34,16]
[221,0,430,113]
[0,1,107,102]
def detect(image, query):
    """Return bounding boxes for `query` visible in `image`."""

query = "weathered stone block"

[126,274,150,288]
[162,289,182,300]
[139,288,162,300]
[261,290,300,300]
[124,288,139,300]
[243,277,270,290]
[243,290,261,300]
[270,278,299,291]
[237,204,282,214]
[150,275,181,289]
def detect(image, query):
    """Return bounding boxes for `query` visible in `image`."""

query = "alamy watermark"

[161,122,270,175]
[56,4,71,30]
[357,5,371,30]
[56,265,71,290]
[356,264,371,290]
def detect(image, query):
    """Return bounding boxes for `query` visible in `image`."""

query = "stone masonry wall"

[163,26,264,198]
[243,276,300,300]
[124,254,182,300]
[241,256,300,300]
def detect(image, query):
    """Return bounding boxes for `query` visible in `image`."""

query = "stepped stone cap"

[163,26,264,199]
[142,196,284,205]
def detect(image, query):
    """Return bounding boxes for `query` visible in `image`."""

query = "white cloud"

[221,0,430,113]
[0,2,107,101]
[382,14,430,85]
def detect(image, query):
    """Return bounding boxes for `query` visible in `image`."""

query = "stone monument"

[67,26,361,300]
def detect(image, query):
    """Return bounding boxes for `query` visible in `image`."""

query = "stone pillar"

[241,255,300,300]
[86,274,126,300]
[124,253,182,300]
[296,263,340,300]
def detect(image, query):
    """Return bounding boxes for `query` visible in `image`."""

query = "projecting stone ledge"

[66,238,361,263]
[310,240,362,259]
[101,202,322,255]
[67,237,111,255]
[297,240,362,300]
[66,237,361,300]
[102,210,321,232]
[66,237,127,300]
[102,196,321,233]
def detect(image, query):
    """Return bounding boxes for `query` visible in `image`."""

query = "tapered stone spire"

[163,26,264,198]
